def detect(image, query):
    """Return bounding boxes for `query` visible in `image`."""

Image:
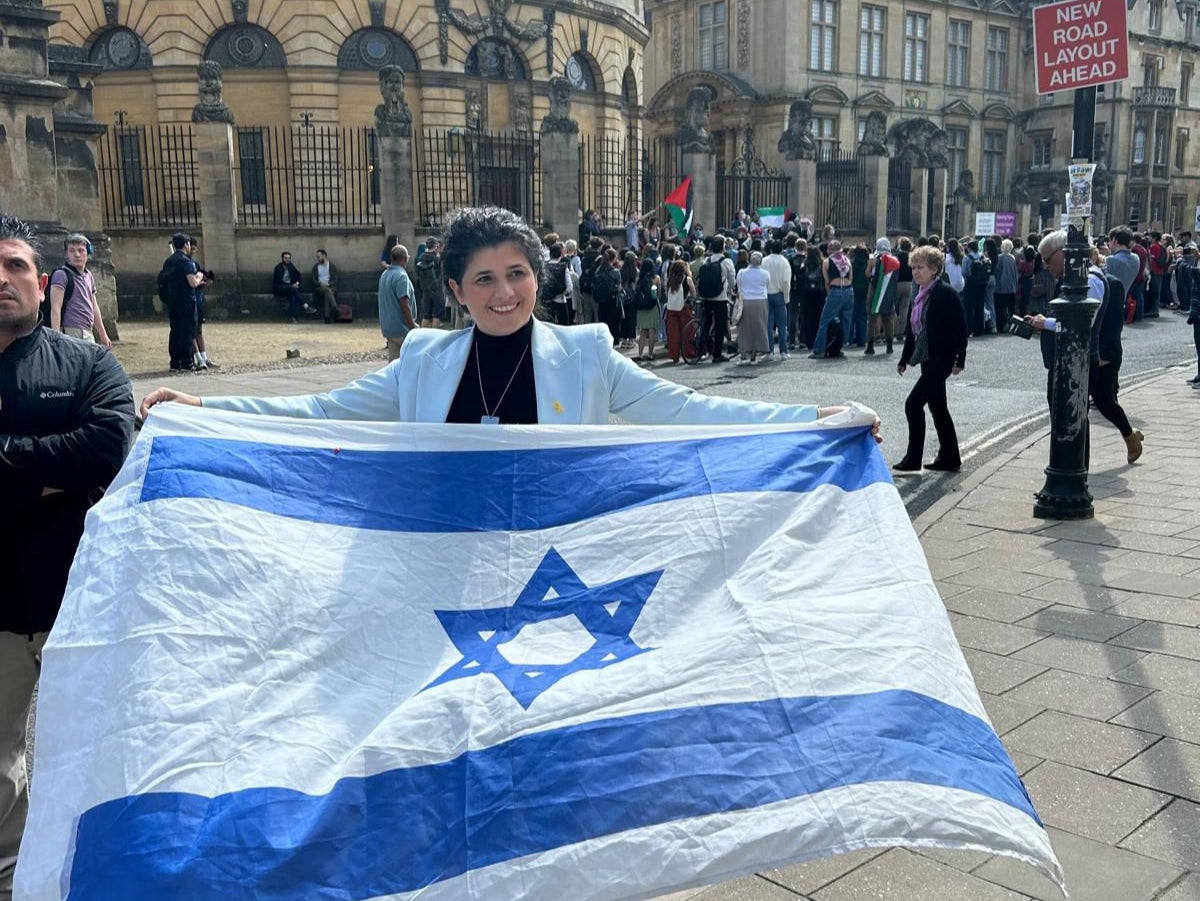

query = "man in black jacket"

[272,251,311,322]
[0,216,134,897]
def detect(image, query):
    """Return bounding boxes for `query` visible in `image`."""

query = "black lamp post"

[1034,86,1102,520]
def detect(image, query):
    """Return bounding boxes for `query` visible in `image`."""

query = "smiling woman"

[140,207,879,437]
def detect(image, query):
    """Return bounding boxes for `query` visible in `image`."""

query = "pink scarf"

[828,251,851,279]
[910,279,936,335]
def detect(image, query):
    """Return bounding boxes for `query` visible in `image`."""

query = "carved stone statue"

[1010,170,1031,205]
[191,61,235,124]
[465,88,483,132]
[541,76,578,134]
[373,64,412,137]
[954,169,975,202]
[777,99,817,162]
[856,110,888,157]
[678,85,716,154]
[510,87,532,132]
[889,118,951,168]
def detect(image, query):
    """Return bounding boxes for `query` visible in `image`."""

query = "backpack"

[966,254,992,291]
[697,258,724,299]
[157,256,176,306]
[540,260,568,301]
[592,266,617,304]
[416,256,442,295]
[579,252,597,293]
[40,265,76,331]
[789,255,807,295]
[634,279,658,310]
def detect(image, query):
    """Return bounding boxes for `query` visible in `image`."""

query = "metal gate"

[417,129,540,227]
[815,151,871,232]
[717,126,789,229]
[886,157,913,232]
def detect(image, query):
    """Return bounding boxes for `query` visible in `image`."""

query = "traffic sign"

[1033,0,1129,95]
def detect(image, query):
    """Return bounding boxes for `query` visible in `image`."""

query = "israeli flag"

[17,404,1063,901]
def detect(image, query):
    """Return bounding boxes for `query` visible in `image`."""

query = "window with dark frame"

[1031,134,1052,169]
[237,129,267,206]
[982,130,1005,197]
[859,6,884,78]
[903,13,929,83]
[117,130,145,208]
[985,27,1008,91]
[698,1,728,71]
[946,126,968,192]
[946,20,970,88]
[810,0,838,71]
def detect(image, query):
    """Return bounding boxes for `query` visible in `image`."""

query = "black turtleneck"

[446,319,538,424]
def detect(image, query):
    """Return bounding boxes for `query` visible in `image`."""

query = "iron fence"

[717,171,790,232]
[887,158,914,232]
[578,132,626,228]
[98,124,200,230]
[815,151,871,233]
[232,125,380,227]
[416,129,540,228]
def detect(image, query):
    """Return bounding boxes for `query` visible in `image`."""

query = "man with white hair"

[1027,230,1143,463]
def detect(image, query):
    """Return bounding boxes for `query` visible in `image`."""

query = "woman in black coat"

[895,245,969,473]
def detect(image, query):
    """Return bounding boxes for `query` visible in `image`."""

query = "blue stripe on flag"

[66,690,1034,901]
[140,428,888,532]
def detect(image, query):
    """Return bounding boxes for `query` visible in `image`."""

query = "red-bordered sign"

[1033,0,1129,95]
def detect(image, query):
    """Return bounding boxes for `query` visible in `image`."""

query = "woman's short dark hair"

[440,206,544,287]
[637,258,656,281]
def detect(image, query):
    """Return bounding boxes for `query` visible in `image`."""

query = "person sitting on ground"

[140,206,881,441]
[272,251,311,322]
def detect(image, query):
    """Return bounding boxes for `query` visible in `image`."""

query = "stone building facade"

[644,0,1200,236]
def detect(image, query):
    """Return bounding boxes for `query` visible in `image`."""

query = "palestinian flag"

[664,177,694,235]
[757,207,787,228]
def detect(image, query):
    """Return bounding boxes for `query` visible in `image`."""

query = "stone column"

[374,65,416,257]
[929,168,948,236]
[786,159,817,223]
[191,62,240,309]
[539,77,580,236]
[49,49,119,335]
[1018,202,1033,237]
[859,155,888,238]
[0,1,68,227]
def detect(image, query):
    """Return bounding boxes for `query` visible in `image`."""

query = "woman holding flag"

[141,207,879,438]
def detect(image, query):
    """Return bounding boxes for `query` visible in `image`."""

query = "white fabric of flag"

[756,207,786,228]
[17,405,1064,901]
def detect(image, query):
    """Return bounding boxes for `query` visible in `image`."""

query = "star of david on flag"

[426,548,661,708]
[16,405,1065,901]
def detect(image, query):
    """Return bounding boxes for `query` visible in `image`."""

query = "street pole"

[1034,86,1102,520]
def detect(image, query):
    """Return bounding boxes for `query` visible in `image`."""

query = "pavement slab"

[692,876,803,900]
[811,850,1031,901]
[1014,604,1142,642]
[1003,669,1152,721]
[1158,873,1200,900]
[946,590,1055,624]
[1011,634,1148,678]
[762,850,886,896]
[945,565,1055,596]
[1111,691,1200,743]
[1121,800,1200,871]
[950,616,1050,655]
[980,692,1045,735]
[1020,761,1172,844]
[972,827,1181,901]
[1111,654,1200,697]
[1004,710,1161,774]
[1105,594,1200,628]
[960,648,1048,694]
[1019,578,1132,610]
[1114,739,1200,803]
[1111,622,1200,660]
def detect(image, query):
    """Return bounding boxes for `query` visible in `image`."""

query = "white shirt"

[761,253,792,296]
[736,265,771,301]
[317,262,331,285]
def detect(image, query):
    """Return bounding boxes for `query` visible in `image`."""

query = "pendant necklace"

[476,341,529,424]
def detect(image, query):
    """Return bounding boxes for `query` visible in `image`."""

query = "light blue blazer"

[203,321,820,426]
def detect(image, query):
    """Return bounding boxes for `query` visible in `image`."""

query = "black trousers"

[597,300,621,345]
[904,363,960,464]
[994,292,1016,330]
[704,299,729,358]
[1193,318,1200,373]
[963,286,986,335]
[551,302,572,325]
[1089,359,1132,437]
[167,299,196,369]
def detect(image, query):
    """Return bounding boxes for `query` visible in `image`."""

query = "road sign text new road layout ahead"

[1033,0,1130,94]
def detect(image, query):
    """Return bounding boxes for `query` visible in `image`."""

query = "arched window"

[204,24,286,69]
[1133,125,1147,165]
[338,28,418,72]
[622,68,638,108]
[88,26,152,70]
[564,52,597,91]
[465,38,527,79]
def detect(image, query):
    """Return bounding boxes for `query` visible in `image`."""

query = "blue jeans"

[812,287,854,354]
[767,293,788,354]
[1132,280,1145,320]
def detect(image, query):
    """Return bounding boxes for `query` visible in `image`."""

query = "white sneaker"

[749,356,758,365]
[781,352,790,360]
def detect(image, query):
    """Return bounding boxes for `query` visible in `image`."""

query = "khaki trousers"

[0,631,47,900]
[385,334,407,361]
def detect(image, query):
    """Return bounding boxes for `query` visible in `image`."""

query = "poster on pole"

[974,212,997,236]
[1033,0,1130,95]
[1066,164,1097,216]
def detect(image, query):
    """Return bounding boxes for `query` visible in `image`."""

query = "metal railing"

[98,124,200,230]
[886,158,914,232]
[815,151,871,232]
[578,132,628,227]
[1133,86,1177,107]
[416,129,541,228]
[232,125,380,227]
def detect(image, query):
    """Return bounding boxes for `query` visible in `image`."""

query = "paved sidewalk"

[133,363,1200,901]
